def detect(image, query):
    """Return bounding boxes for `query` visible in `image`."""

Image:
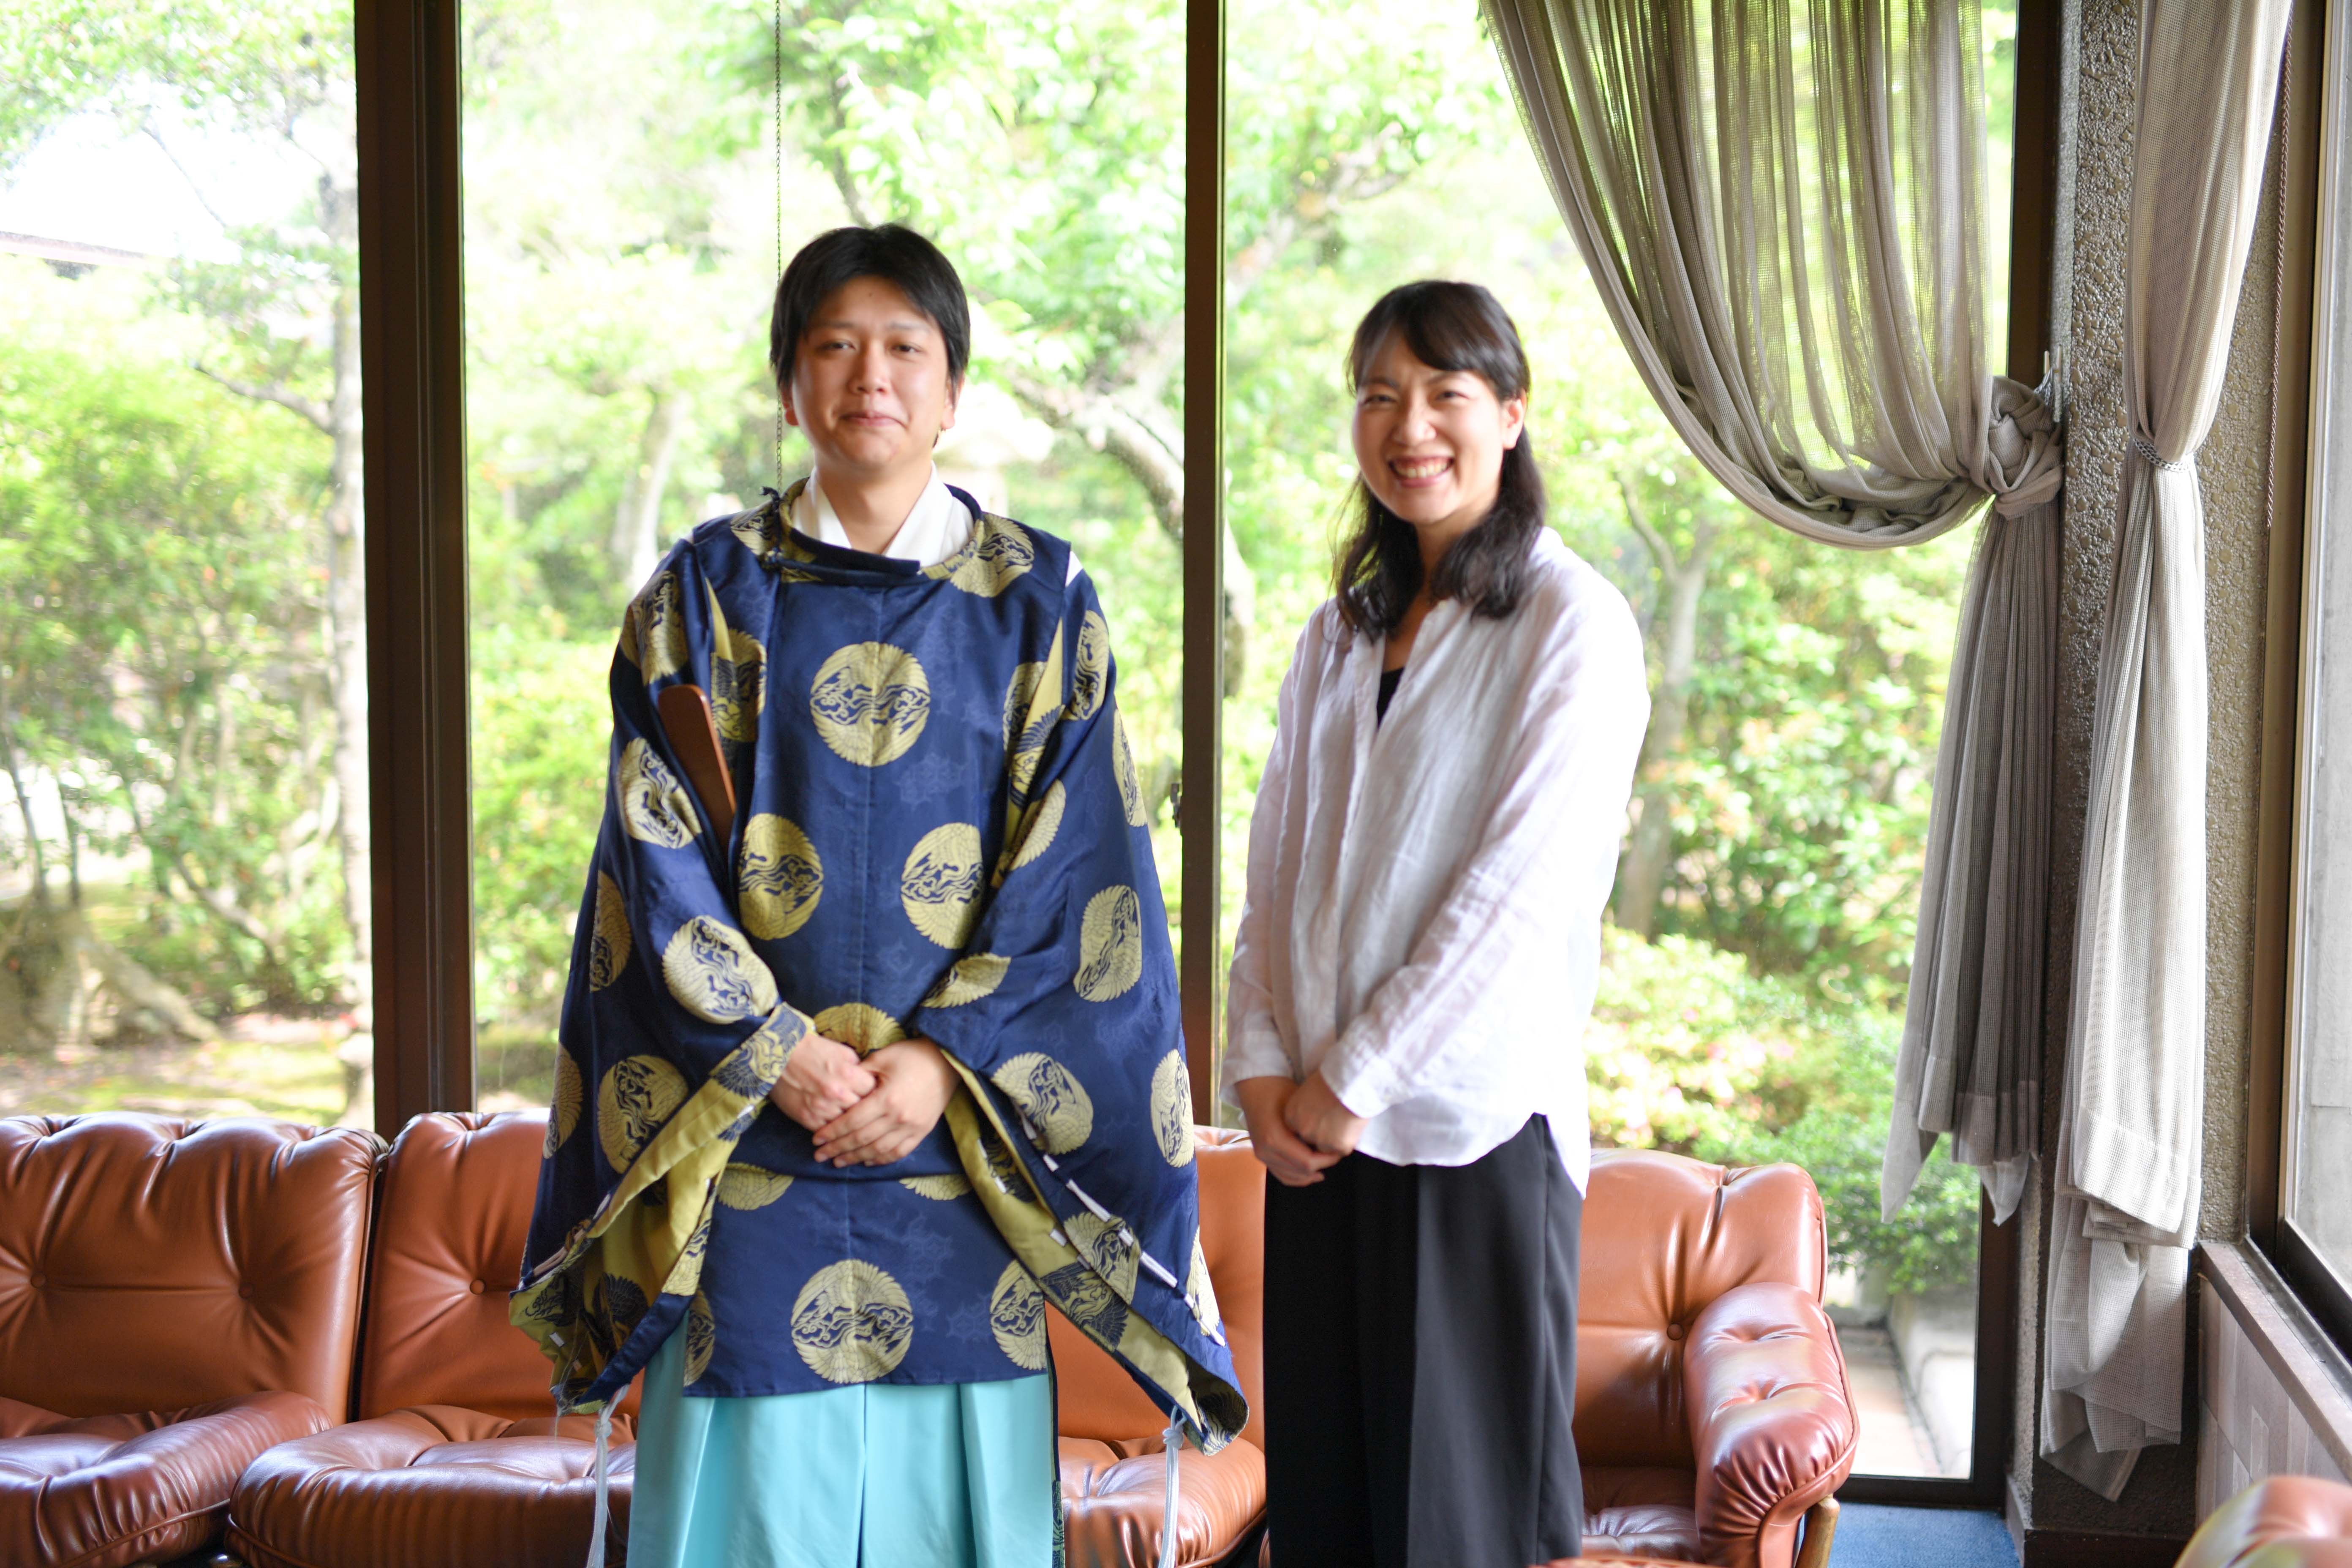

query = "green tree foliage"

[1,0,1993,1288]
[0,286,349,1010]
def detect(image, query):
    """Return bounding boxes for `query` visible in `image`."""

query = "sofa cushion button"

[1666,1322,1684,1340]
[239,1284,254,1299]
[28,1274,43,1289]
[469,1279,485,1295]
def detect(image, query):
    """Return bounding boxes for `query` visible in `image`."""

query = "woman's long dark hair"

[1333,280,1544,638]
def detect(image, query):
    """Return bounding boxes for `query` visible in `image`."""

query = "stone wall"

[2016,0,2288,1541]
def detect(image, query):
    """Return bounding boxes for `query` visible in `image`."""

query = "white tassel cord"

[1158,1406,1184,1568]
[583,1404,613,1568]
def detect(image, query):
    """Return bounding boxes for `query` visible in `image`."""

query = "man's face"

[782,275,961,484]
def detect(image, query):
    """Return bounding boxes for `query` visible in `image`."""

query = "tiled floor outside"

[1835,1322,1972,1479]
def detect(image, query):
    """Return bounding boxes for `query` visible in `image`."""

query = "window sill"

[2198,1237,2352,1483]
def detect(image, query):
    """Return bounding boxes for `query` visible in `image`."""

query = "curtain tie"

[2129,434,2193,472]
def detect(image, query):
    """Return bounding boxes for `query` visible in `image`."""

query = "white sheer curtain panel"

[1478,0,2062,1222]
[2041,0,2291,1501]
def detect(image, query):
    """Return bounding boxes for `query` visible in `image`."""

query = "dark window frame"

[347,0,2053,1498]
[2251,0,2345,1357]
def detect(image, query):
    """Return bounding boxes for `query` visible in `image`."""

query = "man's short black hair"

[768,224,972,390]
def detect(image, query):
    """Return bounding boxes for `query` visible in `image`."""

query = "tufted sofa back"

[355,1109,640,1422]
[1051,1126,1267,1452]
[1575,1148,1827,1468]
[0,1114,380,1421]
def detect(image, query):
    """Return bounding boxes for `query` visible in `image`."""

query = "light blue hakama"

[627,1331,1059,1568]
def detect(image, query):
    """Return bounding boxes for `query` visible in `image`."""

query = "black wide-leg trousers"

[1261,1116,1583,1568]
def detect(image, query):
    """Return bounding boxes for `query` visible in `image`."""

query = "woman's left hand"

[1283,1070,1369,1159]
[813,1038,961,1167]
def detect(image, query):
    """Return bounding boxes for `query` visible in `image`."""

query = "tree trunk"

[610,390,688,587]
[0,673,46,910]
[999,371,1258,695]
[1614,479,1715,938]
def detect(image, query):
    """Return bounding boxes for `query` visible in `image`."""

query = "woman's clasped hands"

[1233,1071,1369,1187]
[771,1031,963,1169]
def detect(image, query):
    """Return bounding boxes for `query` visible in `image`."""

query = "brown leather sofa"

[2180,1475,2352,1567]
[0,1114,379,1568]
[1254,1146,1849,1568]
[226,1111,1265,1568]
[1056,1124,1268,1567]
[1567,1149,1854,1568]
[228,1110,640,1568]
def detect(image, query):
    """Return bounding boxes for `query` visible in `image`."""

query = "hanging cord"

[1158,1404,1184,1568]
[773,0,786,490]
[583,1404,614,1567]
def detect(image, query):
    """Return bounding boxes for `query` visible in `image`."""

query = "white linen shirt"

[1219,529,1650,1190]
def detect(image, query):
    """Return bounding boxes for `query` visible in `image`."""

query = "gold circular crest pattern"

[1150,1050,1193,1167]
[1067,611,1110,721]
[741,1013,797,1081]
[668,1215,710,1298]
[738,814,823,940]
[947,517,1037,597]
[662,917,779,1023]
[1002,661,1049,751]
[546,1049,585,1156]
[1067,1212,1141,1297]
[991,1052,1094,1154]
[636,570,690,678]
[980,1129,1027,1198]
[713,638,765,746]
[1074,886,1145,1003]
[923,952,1010,1009]
[809,643,931,767]
[812,1002,905,1058]
[588,872,632,990]
[597,1054,689,1172]
[900,1173,973,1201]
[717,1162,795,1210]
[618,739,699,848]
[988,1260,1048,1371]
[685,1290,716,1384]
[1007,783,1065,874]
[1186,1236,1222,1335]
[1111,707,1148,827]
[901,823,985,948]
[728,503,783,559]
[791,1260,915,1384]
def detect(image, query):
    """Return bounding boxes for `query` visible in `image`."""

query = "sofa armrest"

[1683,1282,1857,1568]
[2178,1476,2352,1568]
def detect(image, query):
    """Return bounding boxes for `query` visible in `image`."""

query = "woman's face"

[783,275,961,486]
[1351,328,1526,554]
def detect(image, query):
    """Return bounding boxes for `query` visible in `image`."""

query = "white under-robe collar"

[790,466,971,568]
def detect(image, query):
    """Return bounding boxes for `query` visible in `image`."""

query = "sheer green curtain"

[1478,0,2061,1225]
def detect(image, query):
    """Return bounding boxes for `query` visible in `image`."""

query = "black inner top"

[1376,664,1405,726]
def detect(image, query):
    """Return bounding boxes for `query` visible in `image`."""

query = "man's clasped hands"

[776,1027,1375,1181]
[773,1032,962,1168]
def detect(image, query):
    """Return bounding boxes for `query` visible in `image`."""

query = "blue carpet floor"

[1828,1503,2020,1568]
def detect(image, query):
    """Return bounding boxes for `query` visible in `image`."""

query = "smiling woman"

[1225,280,1652,1566]
[1334,281,1542,653]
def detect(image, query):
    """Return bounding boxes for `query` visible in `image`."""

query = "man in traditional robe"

[514,224,1242,1568]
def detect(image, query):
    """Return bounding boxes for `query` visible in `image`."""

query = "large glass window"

[0,5,370,1127]
[2283,0,2352,1339]
[461,0,1187,1109]
[1217,0,2021,1481]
